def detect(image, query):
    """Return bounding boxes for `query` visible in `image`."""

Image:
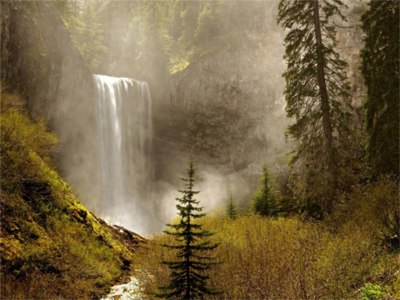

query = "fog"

[67,0,290,235]
[6,0,291,235]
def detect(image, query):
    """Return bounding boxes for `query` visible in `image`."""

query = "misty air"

[0,0,399,299]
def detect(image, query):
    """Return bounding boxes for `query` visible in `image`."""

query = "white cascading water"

[93,74,153,233]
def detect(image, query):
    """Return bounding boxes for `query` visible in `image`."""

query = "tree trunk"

[312,0,338,212]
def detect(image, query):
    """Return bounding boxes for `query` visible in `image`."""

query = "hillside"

[0,90,143,299]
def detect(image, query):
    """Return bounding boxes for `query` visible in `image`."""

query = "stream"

[102,277,143,300]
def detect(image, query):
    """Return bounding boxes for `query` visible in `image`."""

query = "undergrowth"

[0,91,136,299]
[135,180,399,299]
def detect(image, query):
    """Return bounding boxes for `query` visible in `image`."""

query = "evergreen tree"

[277,0,352,214]
[361,0,399,177]
[226,194,237,220]
[60,0,107,71]
[159,161,218,300]
[251,165,278,217]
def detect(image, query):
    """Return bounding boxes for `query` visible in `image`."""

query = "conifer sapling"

[226,194,238,220]
[251,164,278,217]
[159,160,219,299]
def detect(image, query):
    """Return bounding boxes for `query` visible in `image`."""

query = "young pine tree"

[251,165,278,217]
[226,194,237,220]
[277,0,352,214]
[361,0,399,178]
[159,161,218,300]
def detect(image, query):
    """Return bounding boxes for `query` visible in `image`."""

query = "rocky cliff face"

[153,0,368,180]
[1,1,101,209]
[152,17,289,193]
[338,0,368,110]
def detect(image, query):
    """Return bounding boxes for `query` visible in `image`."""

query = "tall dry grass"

[134,214,398,299]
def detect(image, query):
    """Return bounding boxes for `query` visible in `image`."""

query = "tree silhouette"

[159,160,219,299]
[361,0,399,177]
[251,165,278,217]
[277,0,352,214]
[226,194,238,220]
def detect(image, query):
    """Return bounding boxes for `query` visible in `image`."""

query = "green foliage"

[326,176,399,252]
[159,161,219,299]
[226,195,237,220]
[53,0,278,83]
[59,0,107,71]
[0,107,58,192]
[133,1,170,83]
[250,165,279,217]
[361,1,399,177]
[0,104,137,298]
[360,283,389,300]
[104,0,273,75]
[101,1,171,85]
[277,0,354,214]
[136,214,398,299]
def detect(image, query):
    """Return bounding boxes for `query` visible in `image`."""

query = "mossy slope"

[0,91,143,299]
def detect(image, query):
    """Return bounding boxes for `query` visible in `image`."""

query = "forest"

[0,0,399,299]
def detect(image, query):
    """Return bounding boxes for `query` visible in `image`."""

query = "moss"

[0,237,23,261]
[0,104,141,299]
[170,59,190,74]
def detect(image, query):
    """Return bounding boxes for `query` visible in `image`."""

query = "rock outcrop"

[152,20,289,188]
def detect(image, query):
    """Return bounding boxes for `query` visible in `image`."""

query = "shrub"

[135,215,398,299]
[0,106,135,299]
[327,176,400,251]
[360,283,389,300]
[0,109,57,191]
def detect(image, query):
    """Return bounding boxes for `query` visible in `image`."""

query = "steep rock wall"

[153,24,288,183]
[1,1,100,209]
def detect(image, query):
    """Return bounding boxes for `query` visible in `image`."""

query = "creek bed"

[102,277,143,300]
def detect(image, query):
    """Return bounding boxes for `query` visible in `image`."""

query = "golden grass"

[134,214,399,299]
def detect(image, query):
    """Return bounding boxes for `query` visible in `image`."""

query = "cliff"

[1,0,101,209]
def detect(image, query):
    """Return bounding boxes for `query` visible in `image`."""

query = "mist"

[61,0,290,235]
[3,0,290,235]
[2,0,397,297]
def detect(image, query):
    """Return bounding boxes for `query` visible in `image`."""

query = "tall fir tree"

[226,194,237,220]
[159,161,218,300]
[361,0,399,178]
[277,0,352,214]
[251,165,278,217]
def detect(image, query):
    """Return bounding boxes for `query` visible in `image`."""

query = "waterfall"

[93,74,153,232]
